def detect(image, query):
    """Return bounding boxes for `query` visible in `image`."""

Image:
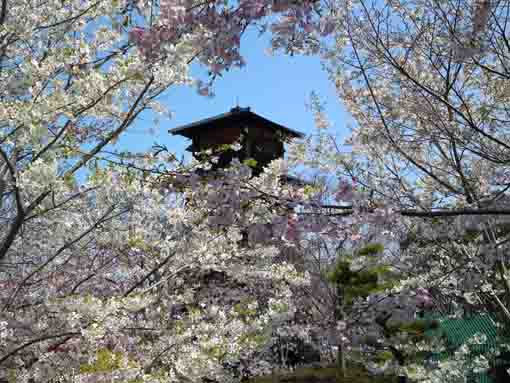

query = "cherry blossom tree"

[11,0,510,382]
[284,0,510,381]
[0,0,328,382]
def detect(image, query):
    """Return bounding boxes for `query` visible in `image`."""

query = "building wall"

[191,122,285,168]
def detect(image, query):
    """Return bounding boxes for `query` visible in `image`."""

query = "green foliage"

[6,369,16,383]
[374,351,394,363]
[127,235,149,251]
[356,243,384,257]
[327,244,400,306]
[63,173,76,190]
[408,351,434,363]
[303,184,319,197]
[217,143,234,152]
[344,282,380,303]
[243,158,258,168]
[247,365,394,383]
[270,301,289,313]
[188,306,203,320]
[383,320,441,345]
[205,345,228,361]
[173,320,185,335]
[233,300,258,320]
[326,261,352,285]
[80,349,125,373]
[384,320,429,340]
[399,320,428,334]
[238,330,269,348]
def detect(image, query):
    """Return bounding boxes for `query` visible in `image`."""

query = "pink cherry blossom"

[335,179,355,202]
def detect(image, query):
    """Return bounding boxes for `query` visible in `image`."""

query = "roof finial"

[236,96,240,108]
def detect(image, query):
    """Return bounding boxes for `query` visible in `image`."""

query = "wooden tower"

[169,107,304,176]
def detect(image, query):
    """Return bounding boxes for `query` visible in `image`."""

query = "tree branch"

[0,332,80,366]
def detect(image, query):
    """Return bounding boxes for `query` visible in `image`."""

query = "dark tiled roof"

[168,107,304,139]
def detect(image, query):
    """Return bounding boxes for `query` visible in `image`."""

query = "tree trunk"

[335,283,346,381]
[272,368,280,383]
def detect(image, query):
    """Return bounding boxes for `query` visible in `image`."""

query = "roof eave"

[168,110,305,139]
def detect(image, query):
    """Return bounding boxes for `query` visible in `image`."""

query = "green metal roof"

[423,314,509,383]
[425,314,498,349]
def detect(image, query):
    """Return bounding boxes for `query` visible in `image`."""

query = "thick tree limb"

[123,249,177,297]
[0,332,80,366]
[2,205,123,311]
[66,77,154,176]
[0,0,7,25]
[400,209,510,217]
[0,191,49,262]
[301,207,510,217]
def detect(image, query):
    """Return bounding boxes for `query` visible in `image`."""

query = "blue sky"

[118,29,351,160]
